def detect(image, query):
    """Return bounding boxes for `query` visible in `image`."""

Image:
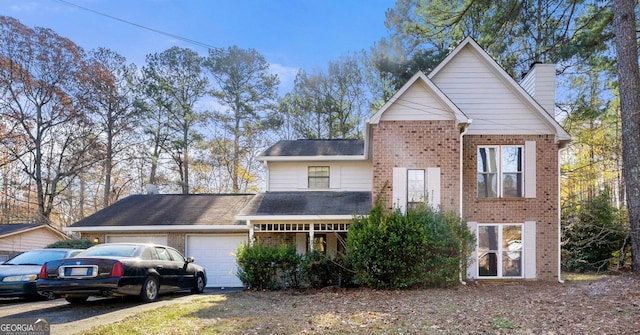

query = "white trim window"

[407,169,426,207]
[308,166,330,188]
[477,224,523,278]
[477,145,523,198]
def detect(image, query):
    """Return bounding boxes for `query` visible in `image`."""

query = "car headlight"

[2,274,37,282]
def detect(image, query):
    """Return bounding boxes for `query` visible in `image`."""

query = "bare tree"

[0,16,102,223]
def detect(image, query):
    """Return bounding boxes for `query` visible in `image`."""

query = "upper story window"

[407,169,425,207]
[308,166,330,188]
[477,146,523,198]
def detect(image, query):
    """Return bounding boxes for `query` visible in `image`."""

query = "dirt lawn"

[223,276,640,334]
[84,275,640,335]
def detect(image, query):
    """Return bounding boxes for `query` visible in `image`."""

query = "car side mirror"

[185,257,194,263]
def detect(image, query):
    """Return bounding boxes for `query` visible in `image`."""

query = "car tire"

[191,273,205,294]
[140,276,159,302]
[65,296,89,304]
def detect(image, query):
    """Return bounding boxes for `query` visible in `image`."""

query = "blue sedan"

[0,249,82,299]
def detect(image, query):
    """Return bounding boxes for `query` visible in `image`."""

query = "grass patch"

[561,272,615,281]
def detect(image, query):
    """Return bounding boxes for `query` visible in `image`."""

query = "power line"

[54,0,217,50]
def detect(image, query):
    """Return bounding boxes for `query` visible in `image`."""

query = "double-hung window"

[407,169,426,208]
[477,146,523,198]
[308,166,330,188]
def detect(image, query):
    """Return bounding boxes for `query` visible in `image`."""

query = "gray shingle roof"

[71,194,255,227]
[0,223,44,237]
[241,191,371,216]
[261,139,364,157]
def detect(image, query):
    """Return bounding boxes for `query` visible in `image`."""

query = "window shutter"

[524,221,537,279]
[467,221,478,279]
[296,233,307,254]
[427,167,441,208]
[298,166,308,189]
[329,165,340,189]
[392,167,407,214]
[524,141,536,198]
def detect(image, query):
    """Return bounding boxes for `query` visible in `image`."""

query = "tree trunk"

[613,0,640,272]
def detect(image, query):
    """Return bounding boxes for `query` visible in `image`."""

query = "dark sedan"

[37,243,207,303]
[0,248,82,299]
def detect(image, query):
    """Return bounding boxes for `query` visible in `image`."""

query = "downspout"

[558,145,566,283]
[248,220,254,247]
[459,120,472,285]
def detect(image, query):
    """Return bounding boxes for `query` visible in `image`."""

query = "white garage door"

[186,234,247,288]
[105,235,168,245]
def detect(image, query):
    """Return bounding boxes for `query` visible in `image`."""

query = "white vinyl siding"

[380,81,455,121]
[267,161,372,191]
[431,46,552,136]
[520,63,556,116]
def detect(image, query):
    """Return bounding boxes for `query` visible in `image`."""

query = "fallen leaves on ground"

[206,275,640,335]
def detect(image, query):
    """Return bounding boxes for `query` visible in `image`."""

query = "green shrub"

[236,243,278,290]
[236,243,301,290]
[300,250,333,288]
[274,244,303,288]
[346,199,473,289]
[46,238,94,249]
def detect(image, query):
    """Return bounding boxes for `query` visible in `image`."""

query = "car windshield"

[78,244,141,258]
[3,250,70,265]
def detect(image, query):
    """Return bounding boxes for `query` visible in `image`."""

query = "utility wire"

[54,0,217,50]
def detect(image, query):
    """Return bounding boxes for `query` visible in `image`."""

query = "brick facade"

[462,134,560,280]
[370,123,561,281]
[371,120,461,213]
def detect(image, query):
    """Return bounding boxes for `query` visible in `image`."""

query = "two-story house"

[66,37,570,285]
[241,37,570,281]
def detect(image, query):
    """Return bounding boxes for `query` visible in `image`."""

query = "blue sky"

[1,0,394,92]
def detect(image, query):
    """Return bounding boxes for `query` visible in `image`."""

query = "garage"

[186,234,247,288]
[105,235,168,245]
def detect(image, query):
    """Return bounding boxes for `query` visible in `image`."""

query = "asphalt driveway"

[0,288,241,335]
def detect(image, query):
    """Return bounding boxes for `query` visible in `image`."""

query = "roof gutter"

[63,225,250,233]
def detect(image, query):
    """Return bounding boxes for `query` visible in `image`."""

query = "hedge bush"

[346,199,474,289]
[46,238,95,249]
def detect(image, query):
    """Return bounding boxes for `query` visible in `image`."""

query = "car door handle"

[156,265,164,269]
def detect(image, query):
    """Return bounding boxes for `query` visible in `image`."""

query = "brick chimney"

[520,63,556,117]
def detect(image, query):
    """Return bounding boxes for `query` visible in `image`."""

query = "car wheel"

[140,276,159,302]
[191,273,205,294]
[65,296,89,304]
